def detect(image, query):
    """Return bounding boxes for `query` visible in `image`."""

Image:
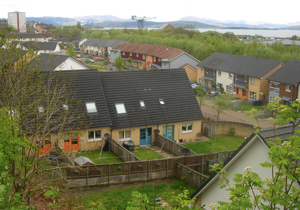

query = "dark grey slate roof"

[197,52,283,79]
[104,39,130,48]
[99,69,204,130]
[14,33,48,39]
[62,37,86,42]
[266,60,300,85]
[261,124,300,142]
[83,38,111,47]
[23,42,59,51]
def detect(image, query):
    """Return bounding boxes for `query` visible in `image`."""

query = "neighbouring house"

[197,53,283,102]
[8,33,50,42]
[82,38,111,56]
[103,39,130,59]
[35,22,52,34]
[266,60,300,105]
[159,23,175,30]
[61,37,87,49]
[111,43,201,82]
[20,41,61,55]
[39,68,204,154]
[190,130,299,209]
[29,53,90,71]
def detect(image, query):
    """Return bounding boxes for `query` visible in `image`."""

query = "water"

[197,28,300,38]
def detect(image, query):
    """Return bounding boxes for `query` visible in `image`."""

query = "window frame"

[250,77,255,84]
[159,99,165,105]
[85,102,97,113]
[136,53,139,57]
[119,130,131,141]
[142,54,145,60]
[88,130,102,142]
[182,123,193,133]
[201,67,204,72]
[218,71,221,76]
[285,84,291,92]
[249,91,257,100]
[115,103,126,114]
[140,100,145,108]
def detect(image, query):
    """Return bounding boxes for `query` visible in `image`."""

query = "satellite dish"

[181,148,190,155]
[104,133,111,139]
[153,129,160,134]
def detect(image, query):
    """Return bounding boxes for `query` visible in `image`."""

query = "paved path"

[147,146,175,158]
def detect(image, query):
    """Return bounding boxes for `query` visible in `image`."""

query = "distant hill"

[73,15,126,23]
[26,17,77,26]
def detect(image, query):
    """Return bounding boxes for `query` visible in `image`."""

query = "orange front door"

[37,135,51,155]
[64,133,79,152]
[242,89,247,100]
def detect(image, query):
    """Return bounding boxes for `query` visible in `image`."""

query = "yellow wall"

[111,120,202,146]
[184,66,197,83]
[248,78,261,100]
[197,66,205,83]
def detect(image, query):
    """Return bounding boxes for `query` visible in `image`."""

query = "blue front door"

[205,80,209,88]
[140,128,152,146]
[163,125,174,141]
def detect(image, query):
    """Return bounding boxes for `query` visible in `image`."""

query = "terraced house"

[38,68,204,155]
[110,43,200,83]
[197,53,283,102]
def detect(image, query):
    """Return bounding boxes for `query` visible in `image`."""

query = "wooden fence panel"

[109,139,140,162]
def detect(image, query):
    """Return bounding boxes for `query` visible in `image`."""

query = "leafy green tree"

[127,57,132,67]
[66,42,76,57]
[113,55,126,71]
[209,99,300,209]
[194,86,207,108]
[211,93,234,120]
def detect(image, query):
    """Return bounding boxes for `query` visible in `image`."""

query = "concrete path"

[147,145,175,158]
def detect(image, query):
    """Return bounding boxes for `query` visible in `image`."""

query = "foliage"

[44,186,61,209]
[76,150,123,164]
[66,42,76,57]
[209,98,300,209]
[127,57,132,66]
[113,55,126,70]
[227,127,236,136]
[194,86,207,107]
[211,93,235,120]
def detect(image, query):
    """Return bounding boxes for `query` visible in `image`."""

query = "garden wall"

[201,121,255,138]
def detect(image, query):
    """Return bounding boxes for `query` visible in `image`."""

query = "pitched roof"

[62,37,86,42]
[112,43,184,61]
[29,54,69,71]
[83,38,111,47]
[14,33,48,39]
[261,124,300,142]
[99,69,204,129]
[23,42,59,51]
[266,60,300,85]
[198,52,283,78]
[104,39,130,48]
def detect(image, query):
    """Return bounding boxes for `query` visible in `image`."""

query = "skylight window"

[63,104,68,110]
[116,103,126,114]
[140,101,145,107]
[159,99,165,105]
[38,106,44,113]
[86,102,97,113]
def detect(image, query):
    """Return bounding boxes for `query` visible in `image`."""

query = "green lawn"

[74,178,197,209]
[182,135,245,154]
[133,147,164,160]
[235,100,265,111]
[76,150,123,164]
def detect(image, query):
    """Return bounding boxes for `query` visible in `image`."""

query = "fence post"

[108,164,110,186]
[147,160,150,180]
[86,167,89,188]
[128,162,130,183]
[166,159,168,178]
[201,155,204,174]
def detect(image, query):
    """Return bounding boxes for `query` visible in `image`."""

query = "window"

[130,53,132,56]
[182,123,193,132]
[136,53,139,57]
[201,67,204,72]
[250,91,257,100]
[158,58,160,62]
[285,84,291,92]
[159,99,165,105]
[63,104,68,110]
[229,73,233,79]
[250,78,255,84]
[122,52,125,55]
[36,135,51,148]
[88,130,102,141]
[38,106,44,113]
[218,71,221,76]
[153,57,156,62]
[86,102,97,113]
[226,85,233,93]
[139,62,142,67]
[119,130,131,141]
[142,55,145,59]
[115,103,126,114]
[199,78,204,86]
[140,101,145,108]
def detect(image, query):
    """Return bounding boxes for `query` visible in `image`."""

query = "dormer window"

[116,103,126,114]
[140,101,145,108]
[86,102,97,113]
[159,99,165,105]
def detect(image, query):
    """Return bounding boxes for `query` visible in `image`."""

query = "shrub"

[227,127,235,136]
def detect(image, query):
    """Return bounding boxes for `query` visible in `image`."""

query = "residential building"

[61,37,87,49]
[20,42,61,55]
[103,39,130,59]
[111,43,201,82]
[9,33,50,42]
[159,23,175,30]
[8,11,26,33]
[267,60,300,105]
[197,53,283,101]
[35,23,53,34]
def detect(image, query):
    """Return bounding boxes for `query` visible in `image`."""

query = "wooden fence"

[176,163,209,188]
[154,134,197,156]
[39,150,235,188]
[109,139,140,162]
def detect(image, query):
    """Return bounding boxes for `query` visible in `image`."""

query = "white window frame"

[136,53,139,57]
[115,103,126,114]
[142,54,145,59]
[139,62,142,67]
[226,85,233,93]
[119,130,131,141]
[153,57,156,62]
[122,52,125,55]
[285,84,291,92]
[201,67,204,72]
[63,104,68,110]
[159,99,165,105]
[86,102,97,113]
[249,91,257,100]
[140,101,145,108]
[88,130,102,142]
[250,77,255,84]
[38,106,44,113]
[229,73,233,79]
[130,53,132,56]
[182,123,193,133]
[218,71,221,76]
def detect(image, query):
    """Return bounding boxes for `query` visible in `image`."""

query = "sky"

[1,0,300,25]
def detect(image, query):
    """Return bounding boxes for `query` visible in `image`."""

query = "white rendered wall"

[215,71,234,92]
[54,57,89,70]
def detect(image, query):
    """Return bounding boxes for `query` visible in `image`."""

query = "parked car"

[191,83,200,89]
[76,54,81,58]
[94,57,105,61]
[210,90,220,96]
[85,59,94,63]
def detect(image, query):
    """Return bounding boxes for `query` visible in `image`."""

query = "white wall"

[54,57,89,70]
[216,71,234,92]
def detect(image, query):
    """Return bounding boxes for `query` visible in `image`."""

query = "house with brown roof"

[111,43,201,82]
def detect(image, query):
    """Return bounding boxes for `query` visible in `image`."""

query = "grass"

[133,147,164,160]
[182,135,246,154]
[235,100,265,111]
[74,178,197,209]
[76,150,123,164]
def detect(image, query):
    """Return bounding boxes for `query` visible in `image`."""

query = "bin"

[252,100,256,106]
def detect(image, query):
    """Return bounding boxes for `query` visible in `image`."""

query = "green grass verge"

[76,150,123,164]
[74,178,197,209]
[235,100,265,111]
[182,135,245,154]
[133,147,164,160]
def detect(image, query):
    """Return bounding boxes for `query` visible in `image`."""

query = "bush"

[227,127,235,136]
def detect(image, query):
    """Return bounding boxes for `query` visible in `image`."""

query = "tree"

[113,55,126,71]
[209,99,300,209]
[194,86,206,108]
[0,37,83,205]
[66,42,76,57]
[211,93,234,120]
[127,57,132,66]
[72,28,82,37]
